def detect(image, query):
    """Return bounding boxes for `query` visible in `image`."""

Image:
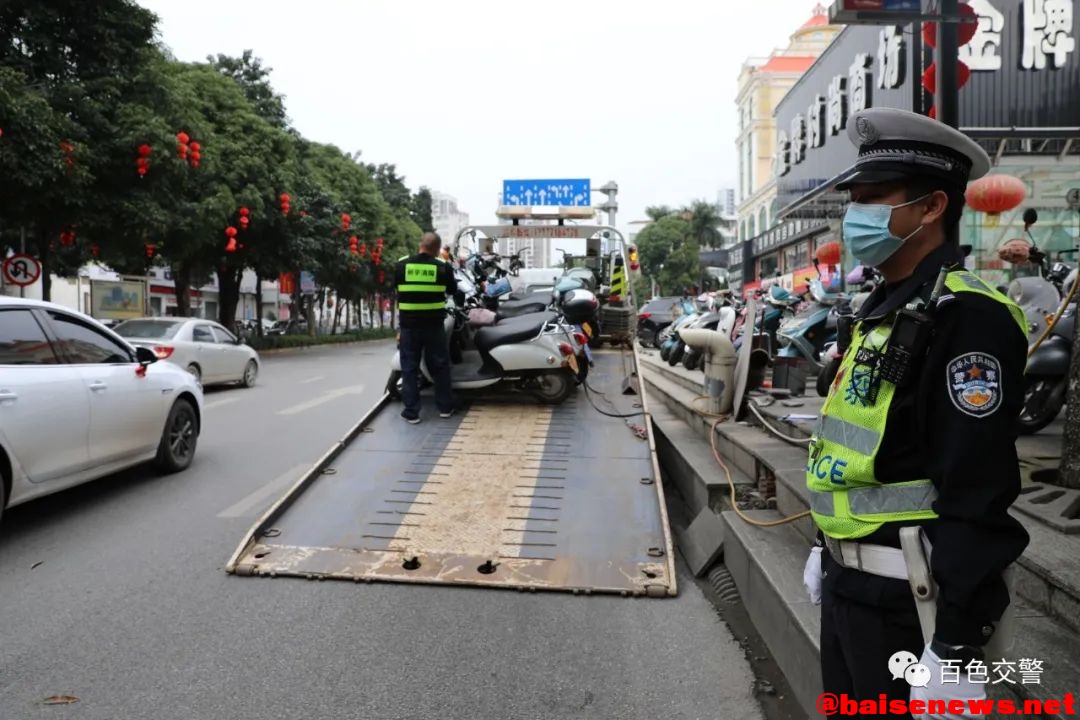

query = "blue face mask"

[842,195,929,267]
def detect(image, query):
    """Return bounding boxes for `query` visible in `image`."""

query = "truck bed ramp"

[225,349,677,597]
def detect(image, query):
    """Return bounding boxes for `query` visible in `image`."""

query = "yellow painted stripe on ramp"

[393,404,556,561]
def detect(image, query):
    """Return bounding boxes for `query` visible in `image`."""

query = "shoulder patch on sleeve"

[946,352,1003,418]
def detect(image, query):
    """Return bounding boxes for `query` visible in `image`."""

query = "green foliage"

[0,1,428,326]
[247,327,396,351]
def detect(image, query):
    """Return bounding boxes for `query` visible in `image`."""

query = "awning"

[778,126,1080,221]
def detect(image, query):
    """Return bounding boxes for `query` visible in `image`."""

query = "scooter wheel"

[659,343,672,361]
[683,349,700,371]
[386,370,402,400]
[667,340,685,366]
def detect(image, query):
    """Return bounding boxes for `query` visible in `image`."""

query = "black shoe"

[401,411,421,424]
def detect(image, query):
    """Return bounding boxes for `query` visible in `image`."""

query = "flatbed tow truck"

[225,207,676,598]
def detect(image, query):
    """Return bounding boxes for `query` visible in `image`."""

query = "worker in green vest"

[394,232,457,424]
[801,108,1029,718]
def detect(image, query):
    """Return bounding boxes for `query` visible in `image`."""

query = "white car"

[113,317,260,387]
[0,297,203,525]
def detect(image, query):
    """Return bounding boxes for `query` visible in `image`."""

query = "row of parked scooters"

[387,257,600,406]
[653,260,882,397]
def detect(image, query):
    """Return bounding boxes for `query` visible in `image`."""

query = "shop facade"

[740,0,1080,292]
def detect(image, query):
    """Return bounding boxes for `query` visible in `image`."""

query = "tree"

[411,187,434,232]
[208,50,288,129]
[633,214,698,296]
[684,199,724,249]
[645,205,675,221]
[365,162,412,210]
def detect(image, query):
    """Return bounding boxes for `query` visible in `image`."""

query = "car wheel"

[652,328,663,348]
[241,360,258,388]
[186,363,202,384]
[155,398,198,474]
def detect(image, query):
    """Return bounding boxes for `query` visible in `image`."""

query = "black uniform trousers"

[820,549,925,715]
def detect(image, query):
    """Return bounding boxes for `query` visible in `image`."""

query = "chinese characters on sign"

[775,0,1077,176]
[878,25,906,89]
[1022,0,1076,69]
[960,0,1006,70]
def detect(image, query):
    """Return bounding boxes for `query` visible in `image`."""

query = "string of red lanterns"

[922,3,978,119]
[280,193,291,216]
[239,206,250,230]
[136,143,152,177]
[225,226,239,253]
[341,213,351,231]
[60,140,75,175]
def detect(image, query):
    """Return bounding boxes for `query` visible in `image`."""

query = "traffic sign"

[467,225,608,240]
[2,253,41,287]
[502,179,591,207]
[1067,188,1080,210]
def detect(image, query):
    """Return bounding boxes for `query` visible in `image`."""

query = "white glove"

[909,644,986,719]
[803,546,823,605]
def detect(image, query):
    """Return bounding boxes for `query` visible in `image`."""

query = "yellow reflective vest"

[807,270,1027,540]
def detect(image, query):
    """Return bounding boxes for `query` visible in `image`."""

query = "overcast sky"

[136,0,820,235]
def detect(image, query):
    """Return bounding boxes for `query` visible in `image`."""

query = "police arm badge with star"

[946,353,1002,418]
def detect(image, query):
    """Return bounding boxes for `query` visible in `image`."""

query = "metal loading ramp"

[225,350,677,597]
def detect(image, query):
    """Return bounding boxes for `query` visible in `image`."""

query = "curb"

[253,336,396,356]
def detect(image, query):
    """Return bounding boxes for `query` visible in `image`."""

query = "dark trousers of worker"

[399,324,453,419]
[820,549,925,717]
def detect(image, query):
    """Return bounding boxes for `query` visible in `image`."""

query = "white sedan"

[113,317,260,388]
[0,297,203,525]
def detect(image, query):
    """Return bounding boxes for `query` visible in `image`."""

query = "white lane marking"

[204,397,240,410]
[276,384,366,416]
[217,464,310,518]
[300,376,325,384]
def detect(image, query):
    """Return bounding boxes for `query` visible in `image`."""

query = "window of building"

[759,254,779,279]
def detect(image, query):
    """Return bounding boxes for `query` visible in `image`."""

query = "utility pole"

[597,181,618,229]
[934,0,960,129]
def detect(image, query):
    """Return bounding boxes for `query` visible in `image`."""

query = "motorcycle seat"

[474,311,558,354]
[496,299,550,320]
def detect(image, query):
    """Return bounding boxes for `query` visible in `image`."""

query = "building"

[430,191,472,255]
[746,0,1080,295]
[733,2,842,284]
[718,188,737,217]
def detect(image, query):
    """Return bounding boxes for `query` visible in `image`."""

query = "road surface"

[0,341,764,720]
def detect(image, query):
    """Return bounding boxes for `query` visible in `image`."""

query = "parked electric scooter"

[775,259,848,373]
[816,265,882,396]
[659,297,700,361]
[1009,209,1080,434]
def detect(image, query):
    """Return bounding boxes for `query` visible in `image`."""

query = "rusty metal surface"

[227,350,677,597]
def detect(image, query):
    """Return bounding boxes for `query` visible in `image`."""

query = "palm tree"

[683,199,724,249]
[645,205,675,222]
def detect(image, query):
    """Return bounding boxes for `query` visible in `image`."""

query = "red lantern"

[280,193,291,216]
[377,270,385,284]
[815,241,842,266]
[176,132,190,145]
[188,140,201,168]
[965,174,1027,215]
[136,158,148,177]
[138,144,152,158]
[145,244,156,259]
[239,217,249,230]
[349,235,359,254]
[226,226,238,238]
[358,243,367,257]
[90,243,100,258]
[922,4,978,49]
[341,213,351,231]
[921,61,971,95]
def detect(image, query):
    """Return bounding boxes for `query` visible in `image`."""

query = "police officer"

[394,231,457,424]
[801,108,1030,716]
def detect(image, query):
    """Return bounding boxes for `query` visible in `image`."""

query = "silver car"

[113,317,260,388]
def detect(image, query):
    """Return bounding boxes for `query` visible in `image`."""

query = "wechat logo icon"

[888,650,932,687]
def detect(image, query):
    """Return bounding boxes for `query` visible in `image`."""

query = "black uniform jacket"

[818,241,1031,647]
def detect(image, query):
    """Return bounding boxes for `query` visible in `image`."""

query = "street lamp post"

[934,0,961,129]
